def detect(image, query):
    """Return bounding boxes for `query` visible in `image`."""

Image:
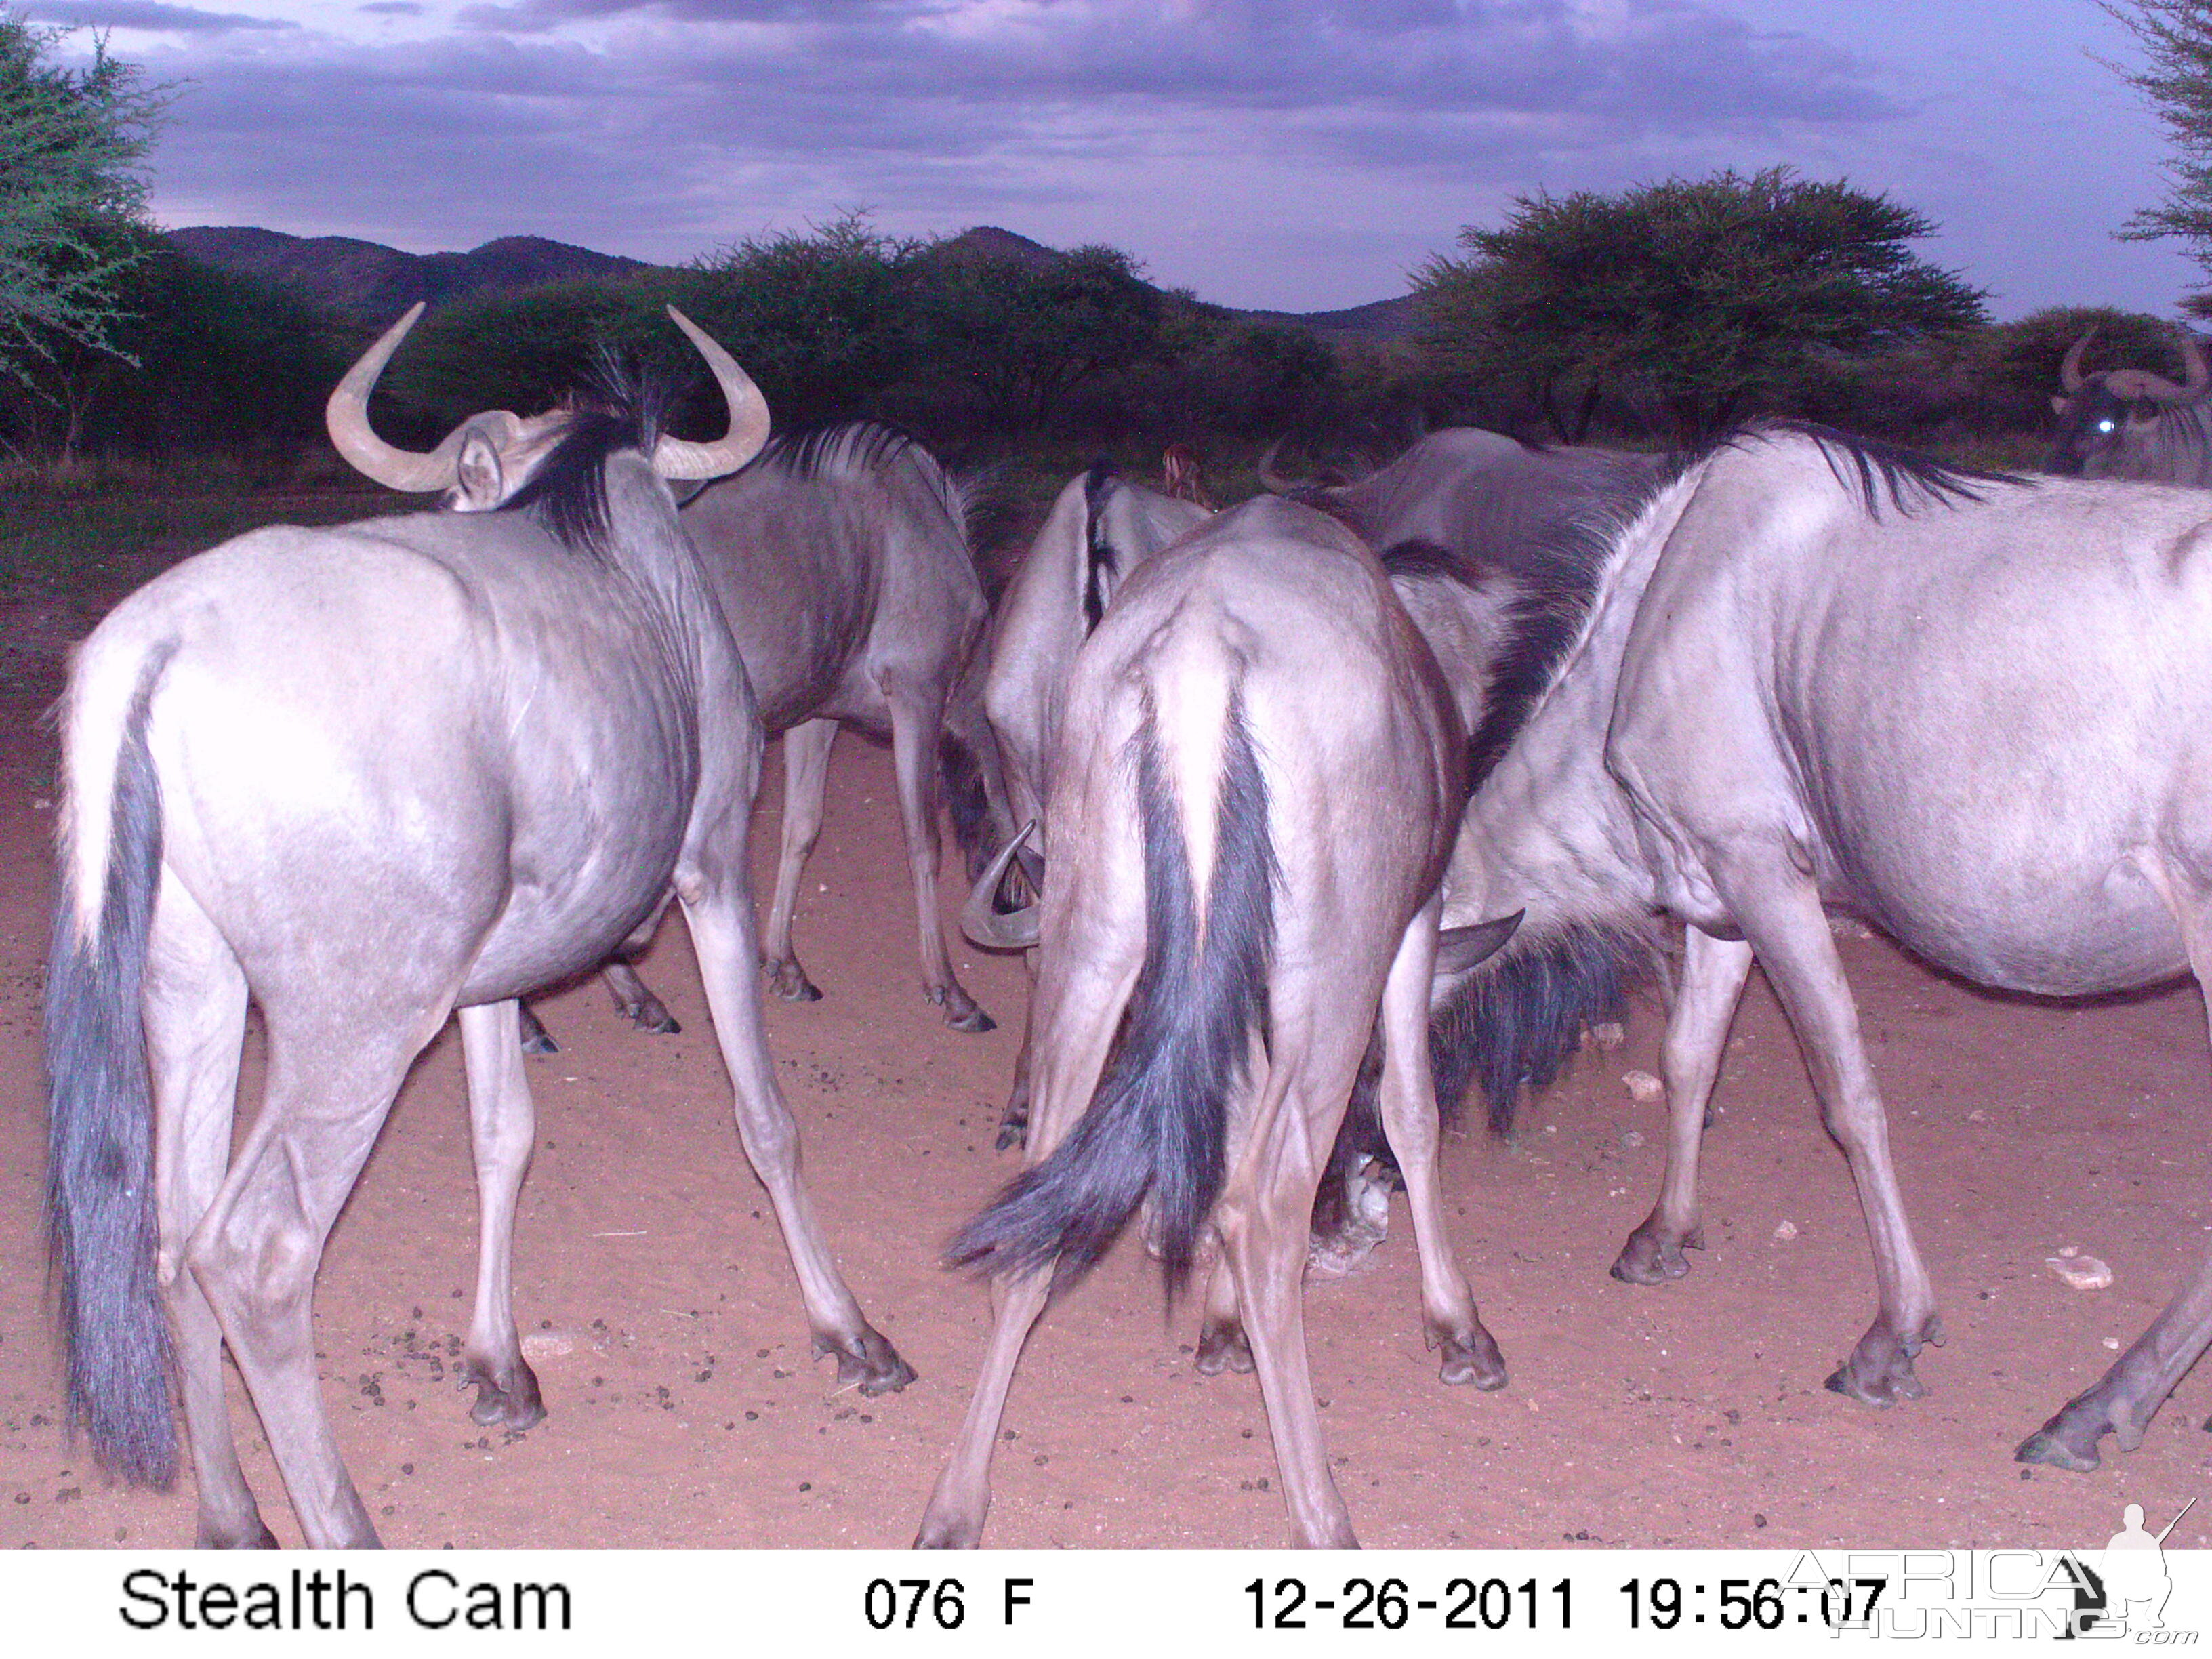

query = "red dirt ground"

[3,611,2211,1552]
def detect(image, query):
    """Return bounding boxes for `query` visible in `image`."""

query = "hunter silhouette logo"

[2096,1497,2195,1635]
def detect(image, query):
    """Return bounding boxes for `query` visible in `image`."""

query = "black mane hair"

[1081,458,1118,632]
[1376,537,1485,588]
[498,359,678,558]
[751,417,925,484]
[1724,419,2022,518]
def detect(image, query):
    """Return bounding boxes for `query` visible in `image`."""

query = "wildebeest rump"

[42,307,914,1549]
[1434,419,2212,1469]
[520,421,1009,1051]
[921,497,1515,1548]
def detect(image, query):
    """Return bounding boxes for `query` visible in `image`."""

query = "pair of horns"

[2059,327,2212,405]
[325,303,770,491]
[960,817,1525,978]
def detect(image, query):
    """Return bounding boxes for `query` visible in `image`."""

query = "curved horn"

[961,819,1041,951]
[1255,438,1306,495]
[2179,331,2211,403]
[325,303,474,492]
[2058,327,2096,396]
[1434,909,1523,977]
[651,306,771,479]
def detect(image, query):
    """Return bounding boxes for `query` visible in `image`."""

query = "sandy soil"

[3,632,2211,1552]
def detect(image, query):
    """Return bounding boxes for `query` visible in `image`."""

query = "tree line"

[9,12,2212,475]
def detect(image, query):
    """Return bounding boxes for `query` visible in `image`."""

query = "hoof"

[762,959,823,1002]
[199,1517,281,1550]
[994,1111,1029,1153]
[817,1327,917,1397]
[520,1030,560,1057]
[462,1356,548,1431]
[914,1512,982,1549]
[2015,1422,2104,1473]
[626,1001,681,1036]
[1823,1317,1938,1407]
[1195,1321,1255,1377]
[1435,1324,1510,1391]
[1609,1224,1700,1285]
[929,985,996,1033]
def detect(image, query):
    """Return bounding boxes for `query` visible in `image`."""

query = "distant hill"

[164,222,1415,342]
[164,228,651,319]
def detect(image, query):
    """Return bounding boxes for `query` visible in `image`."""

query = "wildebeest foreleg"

[888,681,994,1032]
[457,1000,546,1431]
[2018,861,2212,1470]
[600,958,680,1033]
[1376,901,1507,1389]
[1727,867,1940,1406]
[144,880,272,1548]
[678,878,914,1395]
[1612,926,1754,1286]
[761,718,836,1003]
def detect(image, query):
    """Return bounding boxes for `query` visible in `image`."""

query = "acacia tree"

[2104,1,2212,287]
[0,18,165,381]
[1416,167,1986,445]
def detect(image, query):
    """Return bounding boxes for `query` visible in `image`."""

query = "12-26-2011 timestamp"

[1247,1576,1571,1631]
[1621,1576,1889,1631]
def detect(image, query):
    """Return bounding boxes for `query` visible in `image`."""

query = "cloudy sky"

[24,0,2203,317]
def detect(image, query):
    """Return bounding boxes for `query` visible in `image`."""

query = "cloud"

[24,1,297,30]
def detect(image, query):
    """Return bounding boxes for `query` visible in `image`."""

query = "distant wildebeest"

[44,305,914,1550]
[1258,424,1668,579]
[1160,441,1213,507]
[1429,419,2212,1469]
[2046,326,2212,486]
[518,419,1009,1052]
[920,496,1517,1549]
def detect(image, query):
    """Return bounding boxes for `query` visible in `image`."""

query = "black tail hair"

[44,655,176,1488]
[947,694,1276,1290]
[939,726,995,884]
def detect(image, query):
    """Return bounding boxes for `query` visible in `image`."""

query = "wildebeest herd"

[35,314,2212,1547]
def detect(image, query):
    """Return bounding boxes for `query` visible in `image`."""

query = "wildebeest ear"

[2050,394,2070,417]
[453,429,507,512]
[1435,909,1524,976]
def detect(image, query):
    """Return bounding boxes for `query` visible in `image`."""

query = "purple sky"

[28,0,2203,318]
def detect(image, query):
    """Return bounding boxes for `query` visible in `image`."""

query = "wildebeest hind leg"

[679,876,914,1395]
[144,880,271,1547]
[457,1000,546,1431]
[1195,1254,1255,1376]
[888,682,994,1032]
[1613,926,1753,1286]
[760,718,835,1003]
[600,959,680,1033]
[1377,901,1505,1389]
[2020,863,2212,1470]
[185,1013,430,1548]
[1725,865,1940,1406]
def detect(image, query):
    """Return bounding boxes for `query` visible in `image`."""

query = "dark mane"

[754,418,926,485]
[1376,537,1484,588]
[1724,419,2022,518]
[499,363,675,558]
[1082,458,1117,632]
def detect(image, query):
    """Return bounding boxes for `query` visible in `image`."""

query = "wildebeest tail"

[43,650,176,1487]
[947,694,1275,1290]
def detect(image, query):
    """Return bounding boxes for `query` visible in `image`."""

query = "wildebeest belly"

[1816,822,2190,998]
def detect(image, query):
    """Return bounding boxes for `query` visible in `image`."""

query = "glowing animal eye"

[2097,418,2116,432]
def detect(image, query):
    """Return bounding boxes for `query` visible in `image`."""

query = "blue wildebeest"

[43,306,914,1549]
[966,462,1212,1143]
[1260,424,1668,580]
[920,496,1518,1549]
[2046,327,2212,486]
[519,419,1009,1051]
[1429,419,2212,1469]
